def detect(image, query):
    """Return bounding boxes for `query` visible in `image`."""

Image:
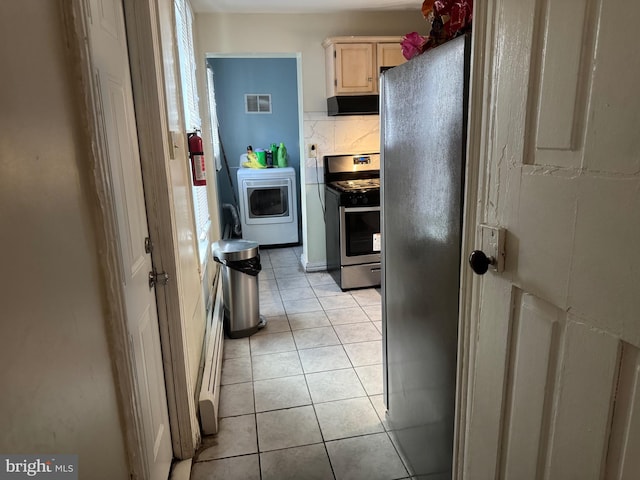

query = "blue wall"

[209,57,300,238]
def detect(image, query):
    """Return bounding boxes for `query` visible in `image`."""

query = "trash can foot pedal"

[257,315,267,329]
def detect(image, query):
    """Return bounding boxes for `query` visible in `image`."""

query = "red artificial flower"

[402,1,473,61]
[433,0,473,37]
[422,0,436,21]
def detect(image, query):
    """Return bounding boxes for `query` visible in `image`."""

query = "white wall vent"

[245,94,271,114]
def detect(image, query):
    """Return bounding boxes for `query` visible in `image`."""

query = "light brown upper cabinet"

[334,43,376,94]
[323,36,405,97]
[377,42,407,72]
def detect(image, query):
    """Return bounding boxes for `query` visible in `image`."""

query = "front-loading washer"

[236,165,299,246]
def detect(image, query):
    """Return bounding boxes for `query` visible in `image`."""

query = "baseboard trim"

[169,458,192,480]
[198,279,224,435]
[301,254,327,273]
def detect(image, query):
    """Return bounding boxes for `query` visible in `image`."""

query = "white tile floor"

[191,246,410,480]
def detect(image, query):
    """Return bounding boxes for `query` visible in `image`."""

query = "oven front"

[324,199,381,290]
[323,151,381,290]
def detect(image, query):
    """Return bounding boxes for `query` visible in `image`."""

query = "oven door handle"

[340,205,381,213]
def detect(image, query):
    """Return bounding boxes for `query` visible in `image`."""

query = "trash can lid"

[212,239,259,262]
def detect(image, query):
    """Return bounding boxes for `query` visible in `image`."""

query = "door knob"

[468,250,495,275]
[470,225,506,274]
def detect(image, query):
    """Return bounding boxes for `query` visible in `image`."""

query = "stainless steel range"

[324,153,381,290]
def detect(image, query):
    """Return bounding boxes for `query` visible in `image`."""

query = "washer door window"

[242,178,294,224]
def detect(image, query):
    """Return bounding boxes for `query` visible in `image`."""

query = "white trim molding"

[65,1,148,477]
[123,0,200,459]
[454,1,498,478]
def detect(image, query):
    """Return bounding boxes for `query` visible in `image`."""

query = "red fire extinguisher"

[188,130,206,186]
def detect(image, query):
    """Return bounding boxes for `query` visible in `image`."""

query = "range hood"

[327,95,379,116]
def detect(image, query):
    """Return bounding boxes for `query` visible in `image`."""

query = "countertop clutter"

[243,143,288,169]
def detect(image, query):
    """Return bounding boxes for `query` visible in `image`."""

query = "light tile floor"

[191,246,410,480]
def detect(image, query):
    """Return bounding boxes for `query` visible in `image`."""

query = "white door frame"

[67,0,197,471]
[122,0,198,460]
[453,1,495,477]
[205,52,305,245]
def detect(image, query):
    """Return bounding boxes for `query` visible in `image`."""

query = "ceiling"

[190,0,423,14]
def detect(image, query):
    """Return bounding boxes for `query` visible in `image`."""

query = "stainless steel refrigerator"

[380,34,470,477]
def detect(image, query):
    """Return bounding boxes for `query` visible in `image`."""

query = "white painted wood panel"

[568,176,640,345]
[535,0,589,151]
[606,344,640,479]
[89,0,173,478]
[463,280,514,478]
[501,293,560,479]
[525,0,599,169]
[136,304,166,457]
[584,0,640,175]
[545,320,619,479]
[516,170,577,309]
[104,78,148,281]
[462,0,640,477]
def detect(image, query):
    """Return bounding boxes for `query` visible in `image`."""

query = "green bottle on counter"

[277,142,287,167]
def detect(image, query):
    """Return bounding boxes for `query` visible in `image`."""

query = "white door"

[463,0,640,478]
[87,1,172,478]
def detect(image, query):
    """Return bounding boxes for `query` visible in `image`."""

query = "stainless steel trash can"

[212,239,265,338]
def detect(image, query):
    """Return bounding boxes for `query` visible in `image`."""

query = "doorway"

[206,55,303,243]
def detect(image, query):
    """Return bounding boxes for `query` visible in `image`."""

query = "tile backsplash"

[303,112,380,184]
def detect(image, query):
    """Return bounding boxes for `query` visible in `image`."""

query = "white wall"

[196,11,426,111]
[195,11,426,267]
[302,113,382,267]
[0,2,128,478]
